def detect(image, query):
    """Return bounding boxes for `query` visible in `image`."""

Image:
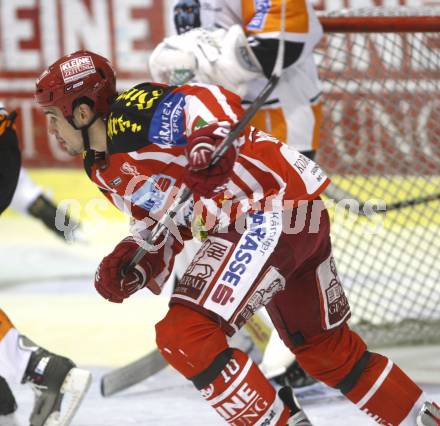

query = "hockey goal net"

[316,8,440,348]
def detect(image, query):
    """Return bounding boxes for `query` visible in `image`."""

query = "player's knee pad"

[155,304,229,378]
[190,347,291,425]
[0,310,14,341]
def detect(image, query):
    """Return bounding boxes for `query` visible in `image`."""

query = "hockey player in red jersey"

[0,111,91,426]
[149,0,325,388]
[35,50,439,426]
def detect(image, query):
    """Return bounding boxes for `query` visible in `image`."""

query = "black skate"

[0,376,17,416]
[21,339,91,426]
[417,402,440,426]
[278,386,313,426]
[273,360,317,389]
[0,376,18,426]
[28,194,85,243]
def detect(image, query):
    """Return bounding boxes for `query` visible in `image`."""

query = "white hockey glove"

[149,25,262,96]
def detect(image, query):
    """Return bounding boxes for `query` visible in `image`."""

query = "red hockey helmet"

[35,50,116,120]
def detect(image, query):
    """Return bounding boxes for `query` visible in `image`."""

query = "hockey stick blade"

[100,350,167,397]
[381,191,440,212]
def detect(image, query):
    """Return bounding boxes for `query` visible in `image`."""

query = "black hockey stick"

[381,191,440,211]
[324,184,440,216]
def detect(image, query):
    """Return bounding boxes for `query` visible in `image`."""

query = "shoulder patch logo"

[149,93,187,146]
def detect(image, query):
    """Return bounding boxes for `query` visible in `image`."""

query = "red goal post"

[320,10,440,33]
[315,8,440,348]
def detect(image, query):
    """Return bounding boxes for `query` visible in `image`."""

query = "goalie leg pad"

[156,304,291,425]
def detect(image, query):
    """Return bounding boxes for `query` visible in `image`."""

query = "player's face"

[43,107,84,155]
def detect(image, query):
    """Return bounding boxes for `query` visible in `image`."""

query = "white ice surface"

[5,365,440,426]
[1,217,439,425]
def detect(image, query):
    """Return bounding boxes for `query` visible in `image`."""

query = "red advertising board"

[1,0,439,174]
[0,0,165,167]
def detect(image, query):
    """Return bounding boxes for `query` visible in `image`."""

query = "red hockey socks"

[156,304,291,425]
[192,348,290,425]
[344,352,423,425]
[295,324,424,425]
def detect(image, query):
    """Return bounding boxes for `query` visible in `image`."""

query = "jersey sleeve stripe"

[185,96,218,130]
[110,193,129,213]
[128,151,187,166]
[183,84,239,123]
[239,154,287,196]
[233,162,265,200]
[229,173,255,200]
[205,85,239,122]
[226,180,248,201]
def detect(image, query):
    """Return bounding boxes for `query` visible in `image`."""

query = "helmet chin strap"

[68,113,101,151]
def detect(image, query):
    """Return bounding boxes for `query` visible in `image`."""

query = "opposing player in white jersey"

[149,0,323,388]
[35,49,440,425]
[151,0,322,159]
[0,110,91,426]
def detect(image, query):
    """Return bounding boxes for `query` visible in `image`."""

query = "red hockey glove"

[183,123,237,198]
[94,237,161,303]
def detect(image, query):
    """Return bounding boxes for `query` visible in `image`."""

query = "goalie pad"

[149,25,262,96]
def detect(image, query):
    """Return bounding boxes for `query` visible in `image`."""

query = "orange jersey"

[191,0,322,43]
[242,0,313,40]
